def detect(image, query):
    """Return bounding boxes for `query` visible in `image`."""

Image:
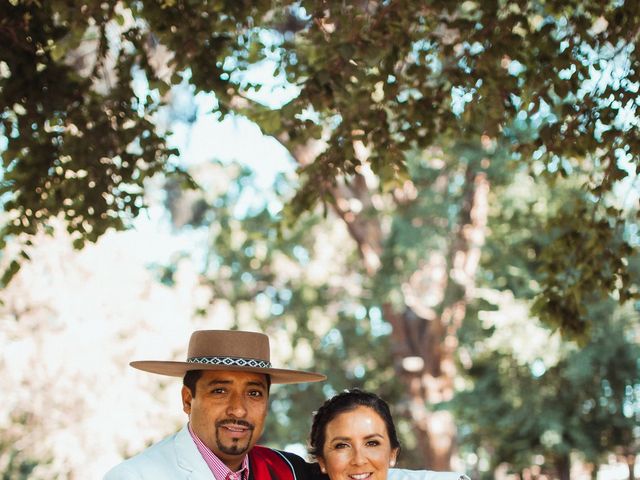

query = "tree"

[159,139,510,468]
[160,161,412,459]
[0,223,208,478]
[453,296,639,480]
[2,0,639,471]
[452,174,640,479]
[1,0,637,326]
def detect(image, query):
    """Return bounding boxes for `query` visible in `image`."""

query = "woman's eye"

[334,442,349,449]
[366,440,381,447]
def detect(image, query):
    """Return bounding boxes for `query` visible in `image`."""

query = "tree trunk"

[554,454,571,480]
[626,454,636,480]
[382,169,489,469]
[291,139,490,469]
[384,304,458,469]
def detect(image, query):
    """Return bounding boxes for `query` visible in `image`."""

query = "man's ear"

[181,385,192,415]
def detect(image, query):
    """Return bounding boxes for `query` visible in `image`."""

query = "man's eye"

[248,390,264,397]
[211,388,226,394]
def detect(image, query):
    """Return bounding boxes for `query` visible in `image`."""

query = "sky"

[130,57,299,264]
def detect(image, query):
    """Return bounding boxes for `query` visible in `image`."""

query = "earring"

[390,460,396,467]
[320,467,327,473]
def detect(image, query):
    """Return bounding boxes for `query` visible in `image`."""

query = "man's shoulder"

[103,431,182,479]
[388,469,470,480]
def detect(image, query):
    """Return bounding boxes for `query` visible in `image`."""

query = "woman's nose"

[350,446,367,466]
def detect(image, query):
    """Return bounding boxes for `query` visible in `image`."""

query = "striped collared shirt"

[188,423,250,480]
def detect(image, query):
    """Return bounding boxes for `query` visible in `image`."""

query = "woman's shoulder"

[388,469,470,480]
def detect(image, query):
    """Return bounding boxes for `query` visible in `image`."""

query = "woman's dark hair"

[308,389,401,459]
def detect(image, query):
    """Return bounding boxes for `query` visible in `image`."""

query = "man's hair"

[308,389,401,459]
[182,370,272,396]
[183,370,204,395]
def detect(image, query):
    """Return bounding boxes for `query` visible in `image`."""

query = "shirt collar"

[188,423,250,480]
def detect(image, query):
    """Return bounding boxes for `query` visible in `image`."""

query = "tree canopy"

[1,0,638,332]
[1,3,639,475]
[1,154,637,477]
[452,171,640,477]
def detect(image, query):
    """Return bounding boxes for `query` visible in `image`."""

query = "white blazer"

[104,424,469,480]
[104,425,211,480]
[389,469,469,480]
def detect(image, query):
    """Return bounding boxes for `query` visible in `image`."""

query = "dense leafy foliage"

[1,2,639,474]
[1,0,638,332]
[455,299,639,479]
[161,156,639,474]
[453,174,640,478]
[0,1,179,270]
[160,163,414,461]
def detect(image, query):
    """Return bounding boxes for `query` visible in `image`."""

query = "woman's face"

[318,405,399,480]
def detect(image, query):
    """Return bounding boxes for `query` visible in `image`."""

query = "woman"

[309,389,469,480]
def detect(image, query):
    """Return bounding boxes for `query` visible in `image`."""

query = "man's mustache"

[216,419,255,430]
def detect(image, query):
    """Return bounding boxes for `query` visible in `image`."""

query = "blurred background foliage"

[1,0,639,479]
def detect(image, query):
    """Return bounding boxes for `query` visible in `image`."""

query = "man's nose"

[226,392,247,417]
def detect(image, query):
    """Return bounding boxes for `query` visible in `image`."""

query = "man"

[104,329,326,479]
[104,329,468,480]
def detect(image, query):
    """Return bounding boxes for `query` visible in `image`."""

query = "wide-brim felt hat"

[130,330,326,384]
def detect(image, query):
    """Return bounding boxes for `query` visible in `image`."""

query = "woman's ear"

[317,457,327,474]
[390,448,399,467]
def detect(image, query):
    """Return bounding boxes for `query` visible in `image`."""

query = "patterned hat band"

[186,356,272,369]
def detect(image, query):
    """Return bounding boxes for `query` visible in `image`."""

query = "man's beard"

[215,419,255,455]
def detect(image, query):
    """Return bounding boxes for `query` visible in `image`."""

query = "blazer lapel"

[174,424,215,480]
